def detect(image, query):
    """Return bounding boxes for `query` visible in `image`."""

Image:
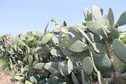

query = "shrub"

[0,6,126,84]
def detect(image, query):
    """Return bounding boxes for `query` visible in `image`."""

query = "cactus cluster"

[0,6,126,84]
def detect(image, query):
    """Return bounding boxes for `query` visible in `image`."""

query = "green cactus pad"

[116,11,126,27]
[65,38,88,52]
[113,39,126,63]
[41,33,52,45]
[82,57,93,74]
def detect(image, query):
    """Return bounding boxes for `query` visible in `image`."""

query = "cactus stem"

[90,51,102,84]
[77,27,93,45]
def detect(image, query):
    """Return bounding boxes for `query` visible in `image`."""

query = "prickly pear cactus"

[0,6,126,84]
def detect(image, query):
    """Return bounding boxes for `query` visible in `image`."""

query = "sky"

[0,0,126,35]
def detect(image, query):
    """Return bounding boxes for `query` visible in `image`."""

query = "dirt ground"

[0,72,15,84]
[0,59,15,84]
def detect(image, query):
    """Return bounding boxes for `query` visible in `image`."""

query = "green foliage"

[121,33,126,44]
[0,6,126,84]
[0,58,9,70]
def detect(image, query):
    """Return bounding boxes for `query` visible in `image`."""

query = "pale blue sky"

[0,0,126,35]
